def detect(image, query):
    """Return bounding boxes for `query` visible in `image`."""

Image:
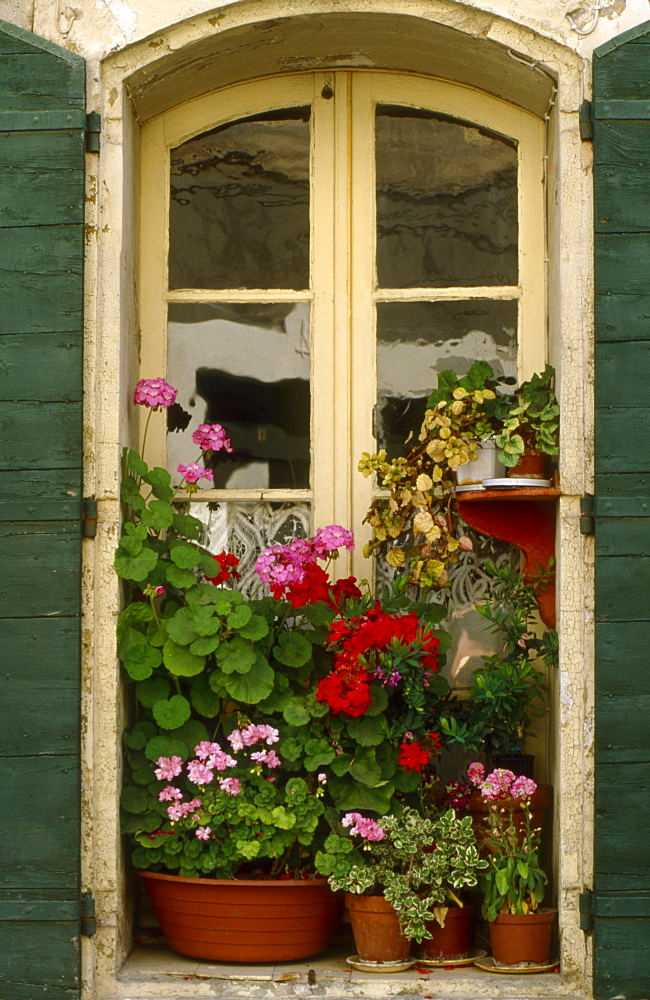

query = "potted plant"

[467,762,556,966]
[493,364,559,477]
[117,377,456,962]
[315,806,487,965]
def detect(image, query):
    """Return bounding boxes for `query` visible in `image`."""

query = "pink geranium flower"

[177,463,214,485]
[192,423,233,454]
[133,377,177,409]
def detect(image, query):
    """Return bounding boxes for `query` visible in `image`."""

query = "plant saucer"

[474,956,560,974]
[482,477,552,488]
[346,954,417,973]
[417,948,487,967]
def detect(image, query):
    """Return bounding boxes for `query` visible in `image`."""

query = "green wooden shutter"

[589,20,650,1000]
[0,19,86,1000]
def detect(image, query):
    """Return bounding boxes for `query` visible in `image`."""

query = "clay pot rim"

[135,869,332,889]
[489,907,557,922]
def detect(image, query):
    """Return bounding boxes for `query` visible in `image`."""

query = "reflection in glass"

[376,106,518,288]
[375,299,517,457]
[189,500,311,599]
[169,107,311,290]
[168,302,311,489]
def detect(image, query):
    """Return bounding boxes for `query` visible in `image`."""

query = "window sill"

[118,942,583,1000]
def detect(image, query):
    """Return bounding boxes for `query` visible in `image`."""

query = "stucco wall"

[0,1,643,997]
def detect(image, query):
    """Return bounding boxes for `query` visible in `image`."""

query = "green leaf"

[239,614,269,641]
[165,563,199,589]
[189,633,221,656]
[329,775,395,813]
[118,603,155,628]
[153,695,192,730]
[330,753,353,776]
[216,636,257,675]
[223,656,275,704]
[169,543,202,569]
[349,747,381,786]
[126,448,148,477]
[346,715,385,747]
[282,699,310,726]
[143,465,173,499]
[517,860,529,879]
[192,606,222,637]
[174,719,210,752]
[121,785,150,814]
[144,735,188,763]
[227,604,252,629]
[123,643,163,680]
[121,476,146,510]
[495,868,510,896]
[162,639,206,677]
[141,499,175,530]
[166,607,199,646]
[136,676,171,708]
[364,684,389,717]
[273,631,313,668]
[300,602,336,627]
[115,545,158,582]
[189,674,221,717]
[124,720,157,750]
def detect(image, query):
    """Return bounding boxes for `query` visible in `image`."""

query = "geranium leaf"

[349,747,381,786]
[189,674,221,717]
[169,543,202,569]
[282,699,310,726]
[364,684,389,716]
[346,715,385,747]
[239,614,269,641]
[165,563,198,589]
[226,604,252,629]
[126,448,148,477]
[273,631,313,668]
[215,636,257,675]
[165,607,199,646]
[174,719,210,752]
[162,639,205,677]
[144,734,188,762]
[153,695,191,730]
[115,544,158,582]
[121,785,150,814]
[189,633,221,656]
[136,676,171,708]
[141,499,174,531]
[223,656,275,704]
[328,775,395,813]
[123,643,163,680]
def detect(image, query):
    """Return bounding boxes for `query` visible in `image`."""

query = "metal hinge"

[579,890,593,933]
[579,101,593,141]
[82,497,98,538]
[85,111,101,153]
[80,893,96,936]
[580,495,594,535]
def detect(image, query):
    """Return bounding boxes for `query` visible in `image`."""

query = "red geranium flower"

[205,551,240,584]
[398,742,431,772]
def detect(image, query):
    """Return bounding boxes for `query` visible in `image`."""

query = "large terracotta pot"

[345,893,411,962]
[137,870,343,962]
[489,908,556,965]
[419,904,475,961]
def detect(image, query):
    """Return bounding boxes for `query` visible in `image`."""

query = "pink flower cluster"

[255,525,355,586]
[341,812,385,841]
[133,377,177,409]
[177,462,214,485]
[468,762,537,802]
[154,755,183,781]
[227,724,279,751]
[251,749,281,768]
[167,798,202,822]
[192,423,233,454]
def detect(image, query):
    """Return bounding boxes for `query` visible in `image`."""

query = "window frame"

[138,69,546,579]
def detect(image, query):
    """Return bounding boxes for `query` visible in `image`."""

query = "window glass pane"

[375,299,517,456]
[189,500,311,599]
[169,107,311,290]
[168,302,311,489]
[376,106,518,289]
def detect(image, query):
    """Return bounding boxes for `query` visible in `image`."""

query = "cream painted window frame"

[138,70,545,578]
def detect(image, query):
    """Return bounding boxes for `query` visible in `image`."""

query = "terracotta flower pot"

[137,870,343,962]
[419,903,475,961]
[507,450,547,479]
[345,893,411,962]
[489,908,556,965]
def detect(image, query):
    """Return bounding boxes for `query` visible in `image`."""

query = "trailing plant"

[315,806,487,941]
[493,364,559,467]
[467,763,548,920]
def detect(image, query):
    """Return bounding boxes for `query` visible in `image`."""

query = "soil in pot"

[345,893,411,962]
[489,908,556,965]
[419,903,475,961]
[138,871,343,963]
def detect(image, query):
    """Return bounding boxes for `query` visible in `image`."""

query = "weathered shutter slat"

[592,20,650,999]
[0,18,85,1000]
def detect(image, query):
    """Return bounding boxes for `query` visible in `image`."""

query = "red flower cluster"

[316,606,440,717]
[398,732,442,772]
[272,562,361,610]
[205,552,240,584]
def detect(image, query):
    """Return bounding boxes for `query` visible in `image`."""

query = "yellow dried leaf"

[385,547,405,567]
[413,510,434,535]
[416,473,433,492]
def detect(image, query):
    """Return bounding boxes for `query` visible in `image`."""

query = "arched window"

[139,71,545,591]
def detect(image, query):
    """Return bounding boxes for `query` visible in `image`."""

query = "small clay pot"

[345,893,411,962]
[419,904,475,961]
[507,450,547,479]
[489,908,556,965]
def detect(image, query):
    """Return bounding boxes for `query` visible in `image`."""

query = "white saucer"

[346,954,417,973]
[482,478,552,489]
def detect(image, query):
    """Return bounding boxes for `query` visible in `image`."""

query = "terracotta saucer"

[346,954,417,973]
[417,948,487,968]
[474,956,560,974]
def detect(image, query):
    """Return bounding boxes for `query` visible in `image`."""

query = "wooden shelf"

[457,487,560,628]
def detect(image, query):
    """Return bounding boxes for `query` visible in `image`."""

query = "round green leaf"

[216,636,257,675]
[115,545,158,582]
[166,607,199,646]
[282,699,310,727]
[273,631,313,668]
[126,448,148,477]
[165,563,199,589]
[227,605,252,629]
[175,718,210,753]
[190,633,221,655]
[121,785,150,814]
[189,674,221,717]
[346,715,385,747]
[153,695,192,730]
[239,614,269,641]
[144,734,188,763]
[136,675,171,708]
[123,643,163,680]
[141,498,175,531]
[169,543,202,569]
[223,656,275,704]
[124,720,157,750]
[163,639,205,677]
[349,747,382,786]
